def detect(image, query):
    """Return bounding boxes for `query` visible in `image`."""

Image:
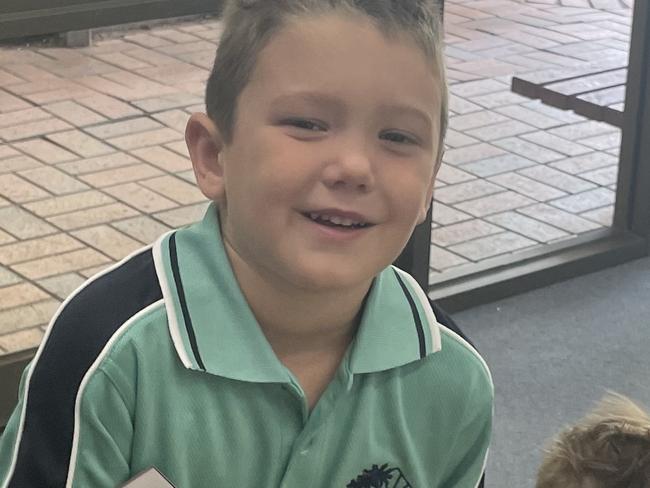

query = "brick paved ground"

[0,0,633,353]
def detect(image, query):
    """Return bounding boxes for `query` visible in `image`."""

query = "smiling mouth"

[302,212,373,230]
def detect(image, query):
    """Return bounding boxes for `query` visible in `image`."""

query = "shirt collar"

[153,203,442,383]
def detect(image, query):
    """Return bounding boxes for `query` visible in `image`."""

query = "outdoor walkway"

[0,0,633,354]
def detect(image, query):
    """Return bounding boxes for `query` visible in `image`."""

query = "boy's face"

[191,13,442,293]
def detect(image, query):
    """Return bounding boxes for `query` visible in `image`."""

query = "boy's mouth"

[301,211,373,230]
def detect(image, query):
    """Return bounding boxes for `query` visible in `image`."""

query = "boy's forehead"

[246,13,442,116]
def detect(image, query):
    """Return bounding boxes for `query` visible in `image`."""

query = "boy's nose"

[322,145,375,192]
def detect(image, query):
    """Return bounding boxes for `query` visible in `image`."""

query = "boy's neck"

[222,239,371,359]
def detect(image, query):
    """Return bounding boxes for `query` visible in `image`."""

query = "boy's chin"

[286,260,384,293]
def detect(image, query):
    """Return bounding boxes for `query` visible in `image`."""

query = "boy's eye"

[283,118,326,132]
[380,131,418,145]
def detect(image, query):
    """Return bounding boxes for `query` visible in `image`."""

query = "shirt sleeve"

[70,367,133,487]
[0,362,133,488]
[438,369,493,488]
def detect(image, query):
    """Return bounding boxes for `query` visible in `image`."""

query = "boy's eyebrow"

[269,91,433,130]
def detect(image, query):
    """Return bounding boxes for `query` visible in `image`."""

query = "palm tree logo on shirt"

[346,463,413,488]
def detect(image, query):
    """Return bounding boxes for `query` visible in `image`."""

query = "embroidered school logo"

[347,463,413,488]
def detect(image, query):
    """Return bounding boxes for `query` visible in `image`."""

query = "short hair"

[536,392,650,488]
[206,0,448,165]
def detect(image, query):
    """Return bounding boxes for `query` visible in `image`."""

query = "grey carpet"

[454,256,650,487]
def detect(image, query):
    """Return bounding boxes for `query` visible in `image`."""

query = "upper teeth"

[309,212,365,227]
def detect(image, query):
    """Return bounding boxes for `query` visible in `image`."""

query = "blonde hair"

[206,0,448,165]
[536,392,650,488]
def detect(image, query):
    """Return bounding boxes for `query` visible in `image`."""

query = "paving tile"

[443,143,507,165]
[0,230,15,246]
[449,79,510,98]
[122,47,180,67]
[522,100,585,124]
[46,130,114,158]
[47,203,139,231]
[37,273,86,300]
[488,172,568,201]
[448,95,482,115]
[432,179,505,205]
[23,190,114,217]
[71,225,143,260]
[111,215,172,244]
[176,170,197,185]
[0,327,47,352]
[0,118,72,142]
[0,107,51,129]
[548,152,618,174]
[517,203,602,233]
[42,101,107,127]
[461,153,537,177]
[104,182,178,212]
[0,155,42,173]
[518,165,596,193]
[57,152,139,175]
[140,175,205,205]
[130,146,192,172]
[486,211,569,242]
[11,138,77,163]
[449,231,536,261]
[549,187,616,213]
[577,131,621,151]
[151,28,203,44]
[491,136,564,163]
[0,146,20,160]
[520,131,592,157]
[432,219,503,247]
[0,300,59,334]
[133,94,204,113]
[495,105,566,129]
[108,128,181,151]
[465,120,536,141]
[78,262,115,279]
[0,91,32,113]
[429,244,469,271]
[124,33,173,48]
[93,52,154,70]
[449,111,510,131]
[0,282,50,310]
[153,202,210,227]
[547,120,617,140]
[0,234,83,265]
[0,174,51,203]
[0,206,57,239]
[85,117,162,139]
[436,164,476,185]
[78,163,163,187]
[151,109,189,132]
[165,141,190,158]
[0,266,20,287]
[18,167,89,195]
[579,165,618,186]
[12,248,111,280]
[444,129,480,148]
[75,94,143,120]
[432,202,473,226]
[581,205,614,227]
[454,191,536,217]
[0,69,24,87]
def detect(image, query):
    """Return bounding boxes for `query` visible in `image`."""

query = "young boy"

[0,1,493,486]
[536,392,650,488]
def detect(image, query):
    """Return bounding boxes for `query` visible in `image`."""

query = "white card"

[120,467,176,488]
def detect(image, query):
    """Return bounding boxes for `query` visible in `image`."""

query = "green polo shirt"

[0,203,493,488]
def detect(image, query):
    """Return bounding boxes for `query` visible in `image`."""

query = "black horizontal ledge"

[429,229,648,313]
[0,0,223,40]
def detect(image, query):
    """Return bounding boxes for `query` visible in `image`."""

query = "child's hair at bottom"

[536,392,650,488]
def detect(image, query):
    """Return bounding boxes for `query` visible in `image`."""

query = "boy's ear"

[185,113,226,202]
